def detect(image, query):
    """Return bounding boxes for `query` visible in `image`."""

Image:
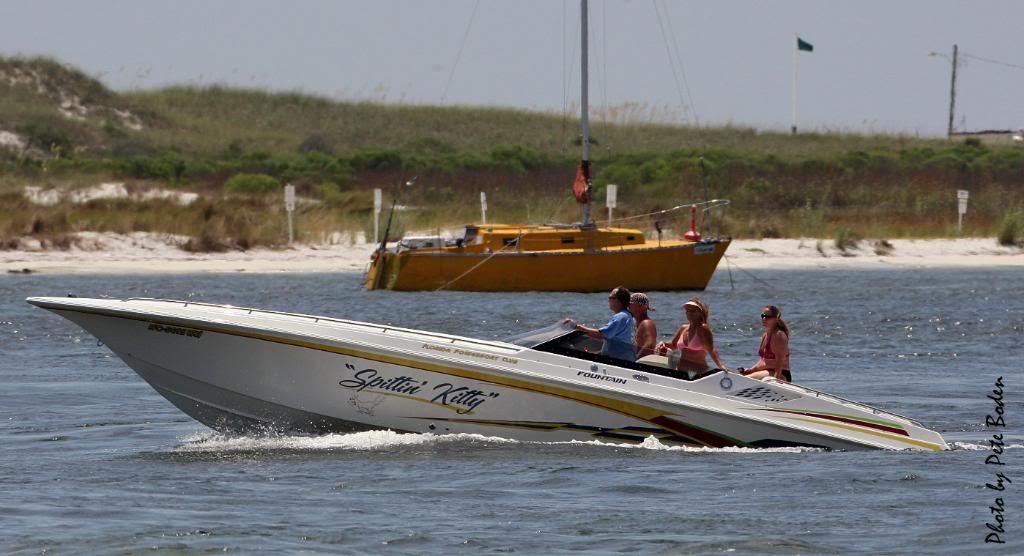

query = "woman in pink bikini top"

[656,297,728,377]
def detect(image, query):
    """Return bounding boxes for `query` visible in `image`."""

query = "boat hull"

[28,297,948,451]
[367,239,731,292]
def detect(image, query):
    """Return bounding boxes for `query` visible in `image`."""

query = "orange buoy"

[683,204,702,241]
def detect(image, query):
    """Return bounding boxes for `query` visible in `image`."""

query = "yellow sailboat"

[365,0,730,292]
[366,220,729,292]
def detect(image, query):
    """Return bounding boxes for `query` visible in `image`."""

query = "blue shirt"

[599,310,636,361]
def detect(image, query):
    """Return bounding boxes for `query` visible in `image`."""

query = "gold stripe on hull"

[784,417,944,451]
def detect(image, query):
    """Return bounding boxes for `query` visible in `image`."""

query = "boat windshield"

[504,321,575,348]
[508,321,722,382]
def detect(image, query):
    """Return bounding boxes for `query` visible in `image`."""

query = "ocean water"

[1,266,1021,554]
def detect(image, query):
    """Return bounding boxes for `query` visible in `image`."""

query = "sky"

[2,0,1022,137]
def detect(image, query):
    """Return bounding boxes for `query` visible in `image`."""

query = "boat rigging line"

[653,0,700,127]
[433,239,521,292]
[723,254,778,293]
[650,0,719,236]
[440,0,481,104]
[604,199,730,225]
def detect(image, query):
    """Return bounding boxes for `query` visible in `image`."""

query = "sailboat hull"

[367,238,730,292]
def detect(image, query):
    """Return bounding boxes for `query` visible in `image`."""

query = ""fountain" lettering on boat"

[577,371,627,385]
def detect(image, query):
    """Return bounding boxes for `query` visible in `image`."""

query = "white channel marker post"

[284,184,296,244]
[606,184,618,226]
[480,192,488,224]
[957,189,969,233]
[373,188,382,244]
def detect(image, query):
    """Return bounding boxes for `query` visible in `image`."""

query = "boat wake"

[174,430,825,454]
[948,441,1024,451]
[174,429,518,453]
[564,436,824,453]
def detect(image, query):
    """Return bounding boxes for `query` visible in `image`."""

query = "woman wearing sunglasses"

[741,305,791,382]
[655,297,727,379]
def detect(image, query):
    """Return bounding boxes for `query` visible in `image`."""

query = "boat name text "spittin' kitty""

[338,367,500,414]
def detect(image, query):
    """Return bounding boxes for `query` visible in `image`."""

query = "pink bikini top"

[677,326,706,355]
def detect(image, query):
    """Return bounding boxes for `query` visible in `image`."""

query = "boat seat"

[636,354,671,369]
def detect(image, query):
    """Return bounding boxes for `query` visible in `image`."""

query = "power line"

[961,52,1024,72]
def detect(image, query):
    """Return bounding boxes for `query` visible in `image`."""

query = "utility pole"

[947,44,958,138]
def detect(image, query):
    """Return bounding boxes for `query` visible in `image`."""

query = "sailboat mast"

[580,0,593,226]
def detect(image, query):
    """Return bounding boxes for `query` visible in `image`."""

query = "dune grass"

[2,55,1024,250]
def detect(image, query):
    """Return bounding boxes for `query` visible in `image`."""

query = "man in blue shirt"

[571,286,636,361]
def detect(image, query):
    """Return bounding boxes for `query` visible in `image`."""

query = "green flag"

[797,37,814,52]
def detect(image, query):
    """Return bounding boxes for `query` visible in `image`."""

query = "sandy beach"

[2,232,1021,275]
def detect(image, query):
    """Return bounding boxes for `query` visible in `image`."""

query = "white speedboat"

[28,297,947,451]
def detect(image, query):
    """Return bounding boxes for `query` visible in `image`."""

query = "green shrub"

[922,153,967,172]
[298,133,333,154]
[46,157,112,175]
[350,149,404,171]
[638,157,671,184]
[594,161,641,187]
[254,153,294,176]
[16,123,73,157]
[231,152,293,176]
[864,151,902,175]
[122,153,186,181]
[488,145,546,173]
[185,160,216,177]
[997,211,1024,246]
[982,149,1024,177]
[224,173,279,193]
[840,150,870,171]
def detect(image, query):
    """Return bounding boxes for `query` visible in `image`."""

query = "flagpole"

[791,33,798,135]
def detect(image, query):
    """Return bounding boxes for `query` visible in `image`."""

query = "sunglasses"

[760,313,776,319]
